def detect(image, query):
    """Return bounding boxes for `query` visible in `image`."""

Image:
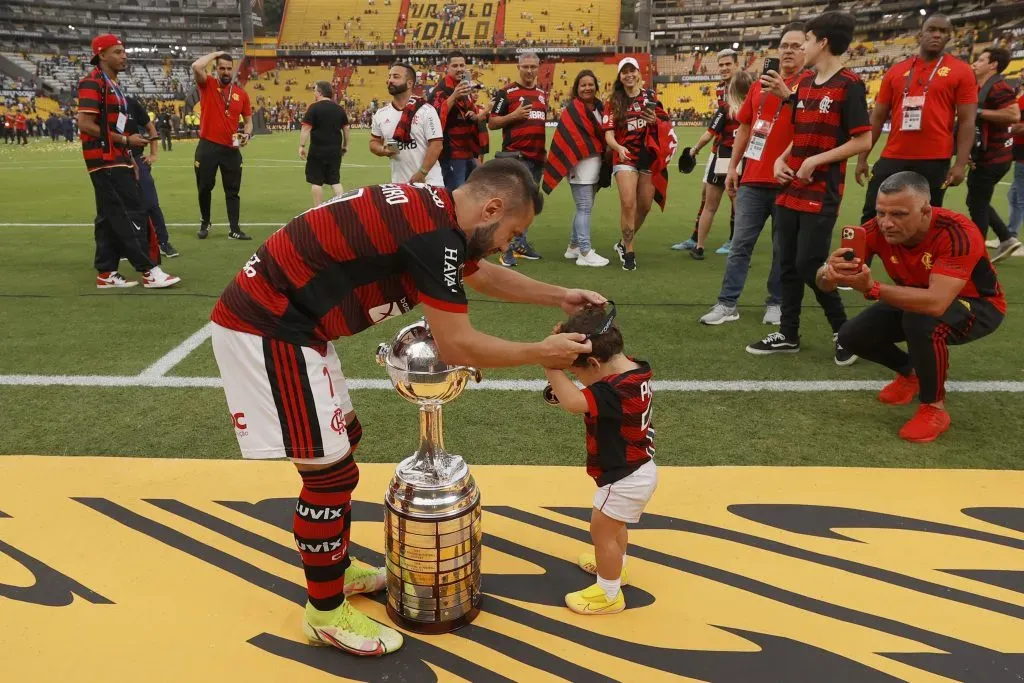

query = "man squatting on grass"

[210,159,606,656]
[824,172,1005,444]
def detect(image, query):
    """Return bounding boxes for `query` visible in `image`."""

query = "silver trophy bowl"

[376,319,484,633]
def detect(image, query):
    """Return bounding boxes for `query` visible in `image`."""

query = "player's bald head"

[464,158,544,217]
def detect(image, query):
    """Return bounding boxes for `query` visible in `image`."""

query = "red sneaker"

[899,405,951,443]
[878,373,919,405]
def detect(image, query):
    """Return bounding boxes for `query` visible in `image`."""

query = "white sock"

[596,574,621,601]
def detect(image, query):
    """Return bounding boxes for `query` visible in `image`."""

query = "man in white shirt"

[370,63,444,186]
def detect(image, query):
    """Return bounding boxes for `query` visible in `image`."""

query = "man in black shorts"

[299,81,350,206]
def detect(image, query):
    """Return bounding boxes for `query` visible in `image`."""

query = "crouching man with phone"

[818,171,1005,443]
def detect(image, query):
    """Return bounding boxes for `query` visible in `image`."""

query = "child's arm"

[543,368,589,414]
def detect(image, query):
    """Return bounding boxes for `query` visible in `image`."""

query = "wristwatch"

[864,280,882,301]
[418,166,429,176]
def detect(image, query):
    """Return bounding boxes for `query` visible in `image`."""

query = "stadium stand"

[278,0,403,48]
[502,0,619,46]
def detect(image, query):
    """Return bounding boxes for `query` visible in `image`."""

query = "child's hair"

[727,71,754,119]
[806,11,856,56]
[561,304,624,367]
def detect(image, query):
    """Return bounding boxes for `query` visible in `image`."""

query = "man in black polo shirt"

[299,81,350,206]
[125,95,178,258]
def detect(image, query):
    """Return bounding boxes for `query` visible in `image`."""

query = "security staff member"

[157,108,173,151]
[191,50,253,241]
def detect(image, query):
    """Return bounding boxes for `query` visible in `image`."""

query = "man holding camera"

[489,51,548,266]
[370,63,444,186]
[823,172,1004,443]
[854,14,976,222]
[192,50,253,241]
[428,52,481,192]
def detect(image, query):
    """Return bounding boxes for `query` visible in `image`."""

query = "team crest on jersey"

[232,93,240,101]
[819,96,833,114]
[938,66,951,77]
[921,252,934,270]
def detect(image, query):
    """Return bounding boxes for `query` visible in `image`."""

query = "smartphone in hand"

[762,57,781,75]
[840,226,867,264]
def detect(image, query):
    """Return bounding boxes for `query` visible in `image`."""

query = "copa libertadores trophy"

[375,319,483,633]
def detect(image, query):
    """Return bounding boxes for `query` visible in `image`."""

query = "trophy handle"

[465,367,482,384]
[376,343,391,367]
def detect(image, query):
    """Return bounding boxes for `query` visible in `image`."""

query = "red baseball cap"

[90,34,123,65]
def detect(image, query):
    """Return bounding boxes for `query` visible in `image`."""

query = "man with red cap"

[77,34,180,289]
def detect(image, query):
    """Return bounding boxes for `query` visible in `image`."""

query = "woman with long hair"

[602,57,662,271]
[691,70,754,260]
[560,70,610,266]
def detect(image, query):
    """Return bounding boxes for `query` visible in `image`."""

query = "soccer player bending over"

[543,304,657,614]
[821,172,1005,443]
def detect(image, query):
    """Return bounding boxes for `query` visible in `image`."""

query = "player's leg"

[195,140,217,237]
[90,168,160,276]
[798,213,848,336]
[694,181,724,255]
[634,170,656,235]
[613,165,639,252]
[305,152,324,206]
[311,184,324,205]
[221,147,245,238]
[325,153,342,198]
[210,327,401,655]
[749,205,802,353]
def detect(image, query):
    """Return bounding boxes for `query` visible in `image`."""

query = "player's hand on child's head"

[561,288,607,314]
[539,333,591,369]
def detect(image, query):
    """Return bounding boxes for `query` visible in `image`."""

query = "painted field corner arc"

[1,456,1023,682]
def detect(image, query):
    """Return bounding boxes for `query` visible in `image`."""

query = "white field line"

[138,323,215,378]
[1,374,1023,393]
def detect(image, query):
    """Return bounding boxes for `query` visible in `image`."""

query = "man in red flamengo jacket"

[14,107,27,145]
[489,50,548,265]
[191,50,253,241]
[824,172,1004,443]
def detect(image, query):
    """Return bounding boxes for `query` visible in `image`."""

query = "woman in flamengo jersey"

[603,57,660,272]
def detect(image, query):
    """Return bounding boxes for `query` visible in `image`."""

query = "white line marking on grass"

[1,374,1023,393]
[138,323,214,378]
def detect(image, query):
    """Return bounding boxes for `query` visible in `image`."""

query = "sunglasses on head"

[584,301,616,340]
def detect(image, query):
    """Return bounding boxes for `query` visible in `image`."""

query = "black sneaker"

[833,333,858,366]
[514,240,542,260]
[160,242,180,258]
[690,246,705,261]
[229,230,252,241]
[197,222,210,239]
[746,331,800,355]
[622,251,637,271]
[613,240,625,264]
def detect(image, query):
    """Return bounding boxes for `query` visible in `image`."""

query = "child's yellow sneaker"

[303,600,404,656]
[565,583,626,615]
[577,553,629,585]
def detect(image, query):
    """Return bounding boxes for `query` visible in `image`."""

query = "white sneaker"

[700,303,739,325]
[564,245,581,259]
[576,250,609,267]
[992,237,1023,264]
[142,266,182,289]
[985,238,1000,249]
[96,271,138,289]
[762,304,782,325]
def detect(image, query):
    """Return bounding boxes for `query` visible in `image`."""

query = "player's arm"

[729,122,752,170]
[369,134,391,157]
[191,50,226,85]
[691,129,715,156]
[487,91,519,129]
[412,138,443,183]
[298,124,311,157]
[543,368,588,414]
[341,123,350,153]
[855,100,890,182]
[144,120,159,159]
[465,259,605,312]
[242,115,253,138]
[811,129,872,166]
[874,274,967,317]
[422,304,590,369]
[76,110,103,138]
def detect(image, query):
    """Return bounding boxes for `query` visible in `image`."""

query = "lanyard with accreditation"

[899,55,944,132]
[744,74,799,161]
[101,72,129,135]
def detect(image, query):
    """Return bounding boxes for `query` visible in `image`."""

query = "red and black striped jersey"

[582,360,655,487]
[707,104,740,157]
[429,75,478,159]
[211,184,481,347]
[776,69,871,216]
[77,68,133,173]
[490,83,548,163]
[715,80,727,108]
[602,89,662,160]
[864,207,1006,314]
[976,78,1016,167]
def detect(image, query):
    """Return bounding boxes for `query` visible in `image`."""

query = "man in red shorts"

[821,171,1004,443]
[211,159,605,656]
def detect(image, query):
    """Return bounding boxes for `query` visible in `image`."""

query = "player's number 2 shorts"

[212,323,353,464]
